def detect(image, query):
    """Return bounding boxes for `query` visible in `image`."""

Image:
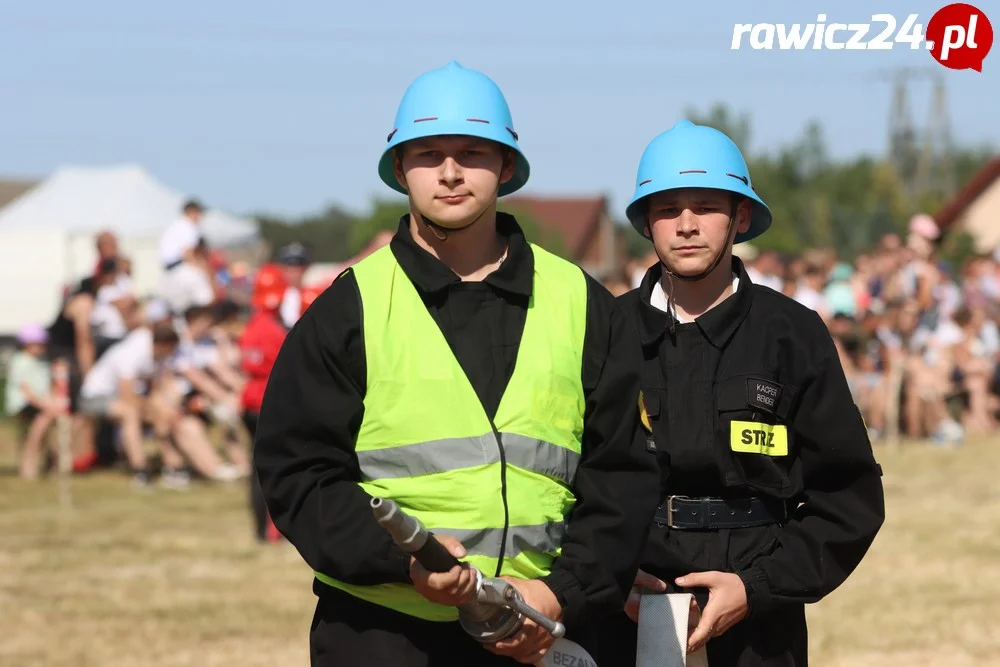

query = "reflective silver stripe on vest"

[433,521,568,558]
[357,432,580,485]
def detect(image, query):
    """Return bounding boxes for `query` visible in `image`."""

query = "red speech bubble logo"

[927,3,993,72]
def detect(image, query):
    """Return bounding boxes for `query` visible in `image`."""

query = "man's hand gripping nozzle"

[370,496,566,643]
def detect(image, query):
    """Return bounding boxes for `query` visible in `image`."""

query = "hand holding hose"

[484,577,564,665]
[370,496,567,650]
[410,534,479,607]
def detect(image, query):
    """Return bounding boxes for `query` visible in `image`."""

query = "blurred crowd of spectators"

[4,200,323,487]
[6,206,997,487]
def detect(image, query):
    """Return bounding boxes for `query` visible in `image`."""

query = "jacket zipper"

[487,420,510,577]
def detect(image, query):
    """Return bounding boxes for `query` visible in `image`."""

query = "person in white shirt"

[78,320,181,486]
[746,250,785,293]
[792,265,829,320]
[159,199,205,270]
[115,255,135,294]
[159,199,217,316]
[91,279,136,355]
[160,240,216,316]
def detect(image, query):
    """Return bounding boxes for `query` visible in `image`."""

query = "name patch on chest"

[730,421,788,456]
[747,378,783,414]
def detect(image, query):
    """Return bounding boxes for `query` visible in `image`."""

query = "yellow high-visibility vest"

[314,242,588,621]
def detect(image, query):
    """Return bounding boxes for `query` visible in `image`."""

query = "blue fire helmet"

[378,61,530,197]
[625,120,772,244]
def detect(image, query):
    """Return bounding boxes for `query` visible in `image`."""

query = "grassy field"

[1,423,999,666]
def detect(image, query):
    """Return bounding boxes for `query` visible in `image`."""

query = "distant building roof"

[0,178,40,209]
[935,157,1000,229]
[502,195,608,259]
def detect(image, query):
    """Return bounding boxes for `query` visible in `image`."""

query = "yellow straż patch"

[730,421,788,456]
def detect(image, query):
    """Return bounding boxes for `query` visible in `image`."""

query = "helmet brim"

[626,180,772,245]
[377,119,530,197]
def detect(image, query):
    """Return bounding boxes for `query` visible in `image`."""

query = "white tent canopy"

[0,163,258,247]
[0,163,259,335]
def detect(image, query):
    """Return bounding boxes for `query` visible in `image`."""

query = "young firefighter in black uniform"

[593,120,886,667]
[253,61,660,667]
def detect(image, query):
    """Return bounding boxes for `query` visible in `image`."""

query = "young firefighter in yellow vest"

[253,61,661,667]
[590,121,886,667]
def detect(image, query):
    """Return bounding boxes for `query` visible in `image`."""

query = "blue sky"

[1,0,996,220]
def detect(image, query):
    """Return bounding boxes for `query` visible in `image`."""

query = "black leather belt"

[653,495,789,530]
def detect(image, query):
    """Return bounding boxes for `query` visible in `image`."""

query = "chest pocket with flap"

[715,374,799,491]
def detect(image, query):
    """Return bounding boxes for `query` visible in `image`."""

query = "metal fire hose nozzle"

[371,497,566,643]
[467,575,566,641]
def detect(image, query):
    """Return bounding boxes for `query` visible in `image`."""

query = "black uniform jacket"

[254,213,661,631]
[618,258,885,618]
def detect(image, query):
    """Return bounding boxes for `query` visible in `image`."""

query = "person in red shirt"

[239,264,289,543]
[298,283,326,319]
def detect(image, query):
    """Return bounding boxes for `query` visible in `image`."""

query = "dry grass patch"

[1,421,998,665]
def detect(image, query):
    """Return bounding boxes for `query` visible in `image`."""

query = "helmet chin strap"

[661,213,737,283]
[657,213,737,335]
[412,190,497,241]
[402,153,506,242]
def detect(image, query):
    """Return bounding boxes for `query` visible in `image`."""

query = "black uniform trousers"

[309,584,530,667]
[587,524,808,666]
[592,602,807,667]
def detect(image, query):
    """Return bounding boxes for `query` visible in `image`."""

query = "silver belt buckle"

[666,495,678,528]
[666,495,697,528]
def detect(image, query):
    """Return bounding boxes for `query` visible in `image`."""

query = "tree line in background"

[255,103,994,268]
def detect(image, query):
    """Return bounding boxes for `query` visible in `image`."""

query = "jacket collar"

[389,211,533,297]
[636,257,754,349]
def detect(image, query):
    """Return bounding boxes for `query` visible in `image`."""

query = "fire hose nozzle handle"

[505,594,566,639]
[370,497,461,573]
[371,499,569,644]
[481,578,566,639]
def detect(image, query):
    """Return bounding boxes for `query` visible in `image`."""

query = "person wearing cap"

[592,121,885,666]
[253,61,659,666]
[239,264,289,543]
[273,243,312,328]
[5,324,60,480]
